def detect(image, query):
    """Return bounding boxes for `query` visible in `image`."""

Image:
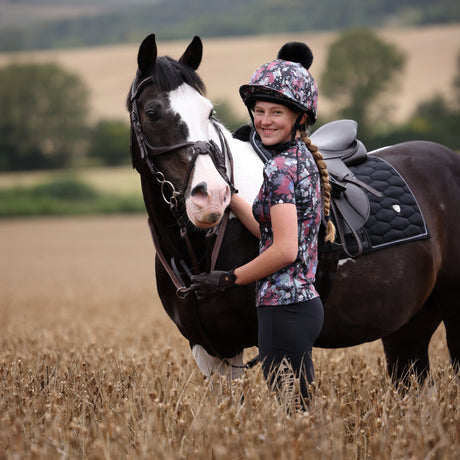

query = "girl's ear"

[301,113,308,125]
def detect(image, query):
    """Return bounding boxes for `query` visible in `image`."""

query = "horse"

[127,34,460,384]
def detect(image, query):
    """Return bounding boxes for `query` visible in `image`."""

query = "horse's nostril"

[191,182,208,197]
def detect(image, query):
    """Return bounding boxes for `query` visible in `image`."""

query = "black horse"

[127,34,460,382]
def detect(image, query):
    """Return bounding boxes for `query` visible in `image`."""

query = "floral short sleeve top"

[252,138,322,306]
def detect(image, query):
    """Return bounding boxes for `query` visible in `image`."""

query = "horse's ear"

[137,34,158,74]
[179,36,202,70]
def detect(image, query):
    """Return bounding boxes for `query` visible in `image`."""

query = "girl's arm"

[234,202,298,286]
[230,193,261,239]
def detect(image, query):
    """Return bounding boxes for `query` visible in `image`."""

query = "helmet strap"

[291,113,305,141]
[248,108,255,127]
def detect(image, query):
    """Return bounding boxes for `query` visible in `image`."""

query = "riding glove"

[191,270,236,300]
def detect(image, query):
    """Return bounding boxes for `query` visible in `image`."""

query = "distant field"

[0,166,141,197]
[0,24,459,124]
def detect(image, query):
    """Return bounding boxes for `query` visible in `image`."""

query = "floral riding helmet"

[239,59,318,124]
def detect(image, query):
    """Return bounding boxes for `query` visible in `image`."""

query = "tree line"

[0,0,459,52]
[0,28,459,172]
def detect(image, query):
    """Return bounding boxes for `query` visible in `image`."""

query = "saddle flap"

[336,183,370,231]
[327,158,370,234]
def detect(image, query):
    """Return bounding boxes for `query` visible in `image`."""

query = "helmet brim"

[239,84,315,124]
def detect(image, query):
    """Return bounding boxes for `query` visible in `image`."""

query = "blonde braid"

[302,133,336,243]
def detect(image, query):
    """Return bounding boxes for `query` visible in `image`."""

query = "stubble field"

[1,216,459,459]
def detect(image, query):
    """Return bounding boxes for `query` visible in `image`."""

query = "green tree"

[88,120,130,167]
[321,29,405,141]
[0,62,89,171]
[453,50,460,109]
[213,99,246,132]
[370,49,460,150]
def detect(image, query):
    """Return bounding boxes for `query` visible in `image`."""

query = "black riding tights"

[257,297,324,407]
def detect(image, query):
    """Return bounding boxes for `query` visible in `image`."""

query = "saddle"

[310,120,382,259]
[234,121,429,303]
[235,120,381,259]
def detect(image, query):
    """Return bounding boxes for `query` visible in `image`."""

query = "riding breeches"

[257,297,324,404]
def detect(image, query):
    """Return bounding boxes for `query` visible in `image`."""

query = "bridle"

[129,75,235,298]
[130,76,233,208]
[129,74,259,371]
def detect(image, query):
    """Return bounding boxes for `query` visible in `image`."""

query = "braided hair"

[302,132,336,243]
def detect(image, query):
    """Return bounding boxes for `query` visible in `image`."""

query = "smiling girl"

[191,42,335,410]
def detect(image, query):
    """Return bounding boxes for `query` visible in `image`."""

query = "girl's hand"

[191,270,237,300]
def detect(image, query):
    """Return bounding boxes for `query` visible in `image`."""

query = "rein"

[129,75,259,372]
[130,75,235,298]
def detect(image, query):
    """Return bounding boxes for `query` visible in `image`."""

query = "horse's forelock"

[126,56,206,112]
[152,56,206,95]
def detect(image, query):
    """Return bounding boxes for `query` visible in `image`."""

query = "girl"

[191,42,335,410]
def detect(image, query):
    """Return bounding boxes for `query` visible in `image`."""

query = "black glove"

[190,270,236,300]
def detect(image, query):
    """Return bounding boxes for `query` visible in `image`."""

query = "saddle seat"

[310,119,367,166]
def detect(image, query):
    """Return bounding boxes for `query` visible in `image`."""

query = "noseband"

[129,76,232,209]
[129,75,235,298]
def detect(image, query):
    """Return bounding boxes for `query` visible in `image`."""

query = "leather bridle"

[129,75,235,298]
[129,75,260,371]
[130,76,233,207]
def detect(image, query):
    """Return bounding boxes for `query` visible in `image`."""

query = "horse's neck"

[218,127,264,205]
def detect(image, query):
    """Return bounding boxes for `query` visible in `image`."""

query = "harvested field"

[0,216,458,459]
[0,24,459,124]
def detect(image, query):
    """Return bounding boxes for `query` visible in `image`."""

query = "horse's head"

[128,34,231,229]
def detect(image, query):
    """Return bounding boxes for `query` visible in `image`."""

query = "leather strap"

[331,199,363,259]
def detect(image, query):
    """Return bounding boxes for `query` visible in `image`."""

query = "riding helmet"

[239,42,318,124]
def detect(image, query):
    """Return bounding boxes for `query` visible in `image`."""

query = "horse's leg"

[381,292,443,385]
[441,291,460,374]
[444,315,460,374]
[191,344,245,379]
[438,229,460,374]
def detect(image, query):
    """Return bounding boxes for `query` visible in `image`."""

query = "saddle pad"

[337,155,429,258]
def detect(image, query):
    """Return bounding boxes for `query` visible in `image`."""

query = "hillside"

[1,24,458,125]
[0,0,459,51]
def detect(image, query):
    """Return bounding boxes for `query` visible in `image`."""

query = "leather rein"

[129,76,235,299]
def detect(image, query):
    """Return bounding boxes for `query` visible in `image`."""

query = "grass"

[0,166,141,194]
[0,216,458,459]
[0,167,144,217]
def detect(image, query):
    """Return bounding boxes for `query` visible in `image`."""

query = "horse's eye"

[145,107,160,121]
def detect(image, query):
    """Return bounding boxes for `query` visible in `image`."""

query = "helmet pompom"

[277,42,313,70]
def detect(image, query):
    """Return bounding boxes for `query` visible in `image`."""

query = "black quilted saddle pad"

[336,155,430,257]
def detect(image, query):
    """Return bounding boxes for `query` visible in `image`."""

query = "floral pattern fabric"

[239,59,318,122]
[252,138,322,306]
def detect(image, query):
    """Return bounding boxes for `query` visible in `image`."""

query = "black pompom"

[277,42,313,70]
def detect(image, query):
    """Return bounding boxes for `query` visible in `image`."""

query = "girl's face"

[252,101,300,146]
